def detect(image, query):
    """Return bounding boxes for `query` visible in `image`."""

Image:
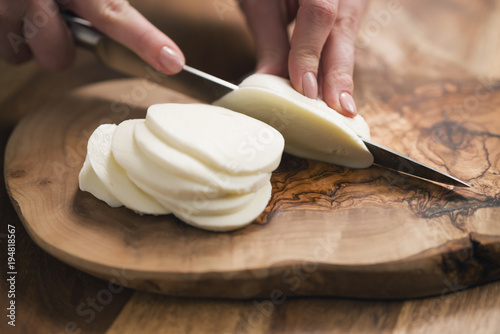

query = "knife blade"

[62,12,236,102]
[62,12,470,187]
[362,139,469,187]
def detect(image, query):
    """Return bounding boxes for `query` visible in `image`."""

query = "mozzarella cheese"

[79,155,121,207]
[82,124,168,215]
[146,104,284,174]
[80,74,375,231]
[79,104,284,231]
[133,120,271,193]
[214,74,374,168]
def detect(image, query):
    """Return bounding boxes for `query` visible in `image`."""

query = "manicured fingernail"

[302,72,318,99]
[339,91,357,117]
[159,46,184,74]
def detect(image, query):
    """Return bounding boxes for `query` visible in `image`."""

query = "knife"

[62,12,470,187]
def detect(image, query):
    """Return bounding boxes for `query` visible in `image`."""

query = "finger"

[0,0,32,64]
[67,0,185,74]
[24,0,75,71]
[240,0,290,77]
[320,0,368,118]
[288,0,338,99]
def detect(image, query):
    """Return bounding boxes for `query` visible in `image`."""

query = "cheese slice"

[79,156,122,207]
[84,124,168,215]
[80,103,285,231]
[129,175,258,216]
[134,121,270,191]
[174,183,272,231]
[145,103,285,174]
[112,119,270,197]
[214,74,374,168]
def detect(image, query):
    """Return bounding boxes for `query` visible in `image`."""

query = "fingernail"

[302,72,318,99]
[159,46,184,74]
[339,91,357,117]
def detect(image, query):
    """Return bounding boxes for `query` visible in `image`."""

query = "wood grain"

[106,280,500,334]
[1,0,500,333]
[4,73,500,299]
[0,54,135,334]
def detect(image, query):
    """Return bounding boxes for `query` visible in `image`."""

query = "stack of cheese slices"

[80,74,373,231]
[80,103,285,231]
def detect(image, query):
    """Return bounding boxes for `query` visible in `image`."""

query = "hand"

[0,0,184,74]
[241,0,369,118]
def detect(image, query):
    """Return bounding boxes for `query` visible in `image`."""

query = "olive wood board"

[4,79,500,299]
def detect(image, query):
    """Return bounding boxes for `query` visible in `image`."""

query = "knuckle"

[327,71,354,90]
[135,27,156,53]
[293,47,321,66]
[334,13,359,38]
[307,0,337,22]
[96,0,131,23]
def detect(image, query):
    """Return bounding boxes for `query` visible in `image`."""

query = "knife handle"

[60,11,237,103]
[61,11,102,51]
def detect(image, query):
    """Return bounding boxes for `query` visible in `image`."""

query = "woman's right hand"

[0,0,185,74]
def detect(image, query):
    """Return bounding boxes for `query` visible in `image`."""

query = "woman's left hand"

[241,0,369,118]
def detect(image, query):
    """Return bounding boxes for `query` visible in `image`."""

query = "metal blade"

[96,39,238,102]
[362,138,470,187]
[181,65,238,101]
[62,11,237,103]
[62,12,470,187]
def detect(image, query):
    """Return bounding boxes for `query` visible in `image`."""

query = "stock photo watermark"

[5,224,17,327]
[7,0,73,54]
[442,74,498,120]
[233,229,343,334]
[356,0,407,49]
[54,268,135,334]
[178,104,296,219]
[410,276,467,331]
[50,64,167,183]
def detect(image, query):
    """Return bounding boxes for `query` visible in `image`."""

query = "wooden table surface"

[1,0,500,333]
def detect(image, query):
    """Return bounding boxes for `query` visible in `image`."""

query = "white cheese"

[84,124,169,215]
[79,104,284,232]
[129,175,258,216]
[134,121,271,192]
[112,119,271,197]
[214,74,374,168]
[146,103,285,174]
[79,156,121,207]
[174,183,272,231]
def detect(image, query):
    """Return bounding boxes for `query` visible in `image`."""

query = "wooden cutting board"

[4,76,500,299]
